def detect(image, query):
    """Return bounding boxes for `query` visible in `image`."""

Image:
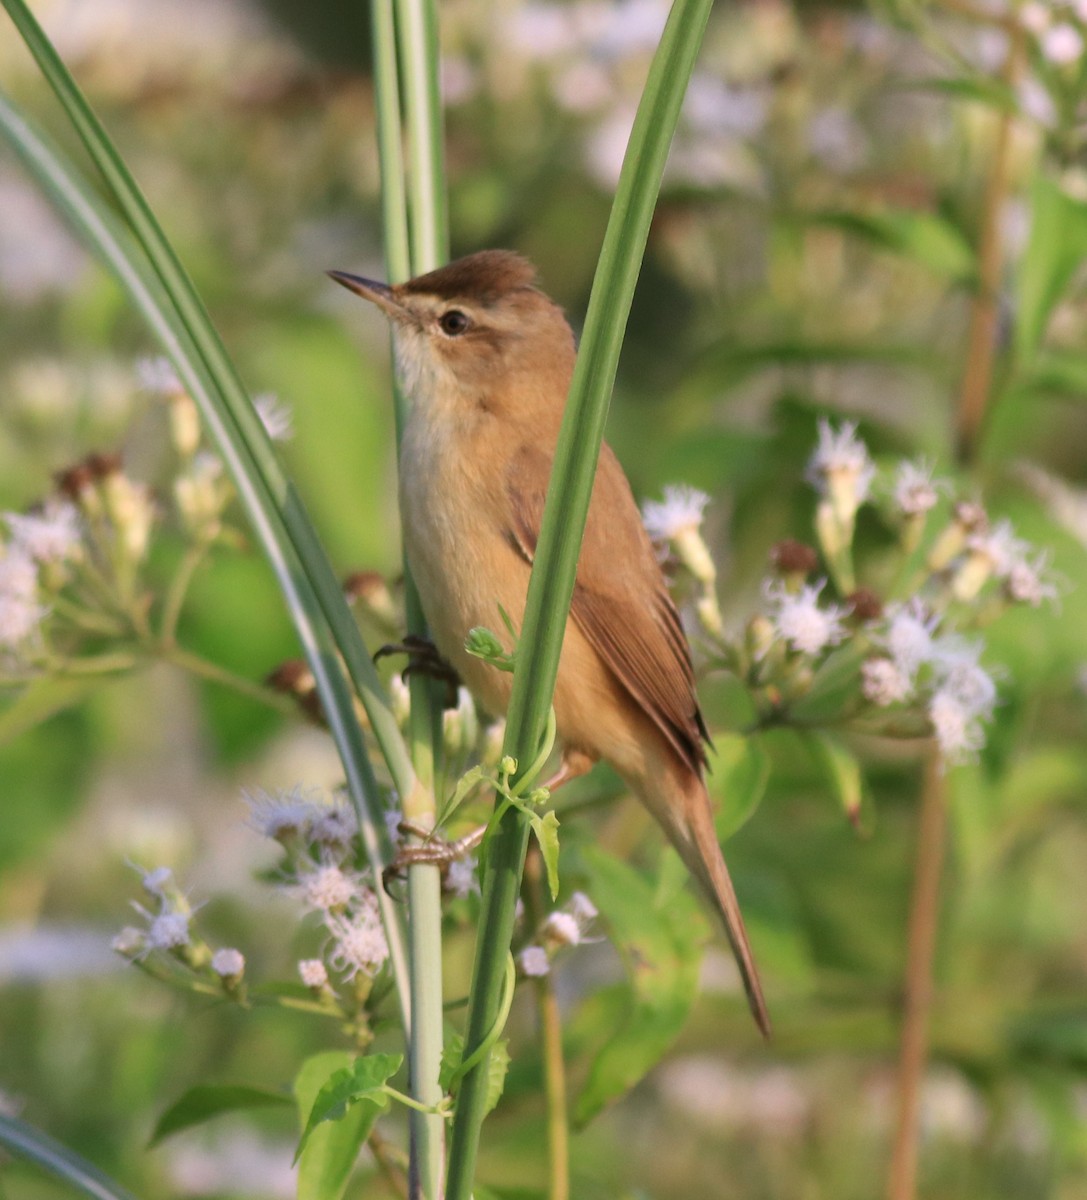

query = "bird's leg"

[540,748,594,793]
[382,821,486,894]
[373,633,461,708]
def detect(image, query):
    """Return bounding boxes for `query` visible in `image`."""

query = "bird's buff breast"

[399,417,525,718]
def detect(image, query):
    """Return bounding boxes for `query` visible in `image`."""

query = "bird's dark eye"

[439,309,470,336]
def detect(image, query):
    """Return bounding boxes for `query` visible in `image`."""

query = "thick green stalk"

[443,1,714,1194]
[0,1114,141,1200]
[374,0,448,1194]
[0,30,416,1018]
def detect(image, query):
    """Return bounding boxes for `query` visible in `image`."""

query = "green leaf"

[807,208,976,282]
[0,1114,141,1200]
[529,810,561,899]
[0,676,106,746]
[712,733,771,841]
[295,1053,401,1162]
[437,764,486,827]
[440,1035,509,1117]
[800,731,864,826]
[150,1085,292,1147]
[1016,176,1087,362]
[573,846,703,1126]
[293,1053,395,1200]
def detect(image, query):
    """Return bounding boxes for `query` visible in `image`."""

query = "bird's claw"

[382,822,486,895]
[374,635,461,708]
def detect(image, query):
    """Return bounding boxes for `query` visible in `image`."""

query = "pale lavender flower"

[139,865,175,899]
[518,945,550,977]
[861,657,913,706]
[244,785,330,842]
[892,459,945,517]
[543,911,582,947]
[1041,22,1083,63]
[765,580,848,656]
[642,485,711,541]
[568,891,598,926]
[806,420,876,505]
[253,393,293,442]
[211,948,245,979]
[966,518,1032,578]
[446,856,479,899]
[1005,550,1059,607]
[111,927,146,957]
[1019,1,1050,33]
[294,861,363,912]
[310,800,359,847]
[145,910,191,951]
[298,959,329,988]
[931,645,997,719]
[929,690,987,762]
[137,355,182,395]
[5,501,82,564]
[807,108,867,173]
[326,902,388,979]
[883,600,940,678]
[0,546,38,601]
[0,592,47,650]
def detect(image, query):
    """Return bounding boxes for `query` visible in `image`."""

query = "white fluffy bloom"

[298,959,329,989]
[311,800,358,846]
[0,546,38,601]
[861,657,913,706]
[5,501,82,564]
[137,355,182,395]
[253,393,293,442]
[519,945,550,977]
[146,910,191,951]
[892,459,944,517]
[765,580,847,656]
[244,786,332,842]
[932,646,997,719]
[445,856,478,899]
[211,948,246,979]
[806,419,876,505]
[568,891,598,926]
[883,600,939,677]
[642,485,711,542]
[294,862,362,912]
[966,518,1031,578]
[1019,1,1050,33]
[1005,551,1059,607]
[929,690,987,762]
[0,592,46,649]
[111,927,145,957]
[326,904,388,979]
[139,866,174,899]
[1041,22,1083,64]
[543,911,582,947]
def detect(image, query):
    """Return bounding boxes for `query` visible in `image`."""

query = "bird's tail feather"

[634,770,772,1039]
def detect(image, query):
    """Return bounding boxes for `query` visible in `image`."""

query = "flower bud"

[169,394,202,459]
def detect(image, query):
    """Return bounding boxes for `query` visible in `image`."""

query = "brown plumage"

[330,250,771,1037]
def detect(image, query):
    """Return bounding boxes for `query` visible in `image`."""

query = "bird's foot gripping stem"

[382,821,486,893]
[374,634,461,708]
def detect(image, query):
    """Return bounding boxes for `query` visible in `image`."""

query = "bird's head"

[329,250,575,422]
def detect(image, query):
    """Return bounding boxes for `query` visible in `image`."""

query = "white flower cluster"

[245,786,387,982]
[113,865,245,985]
[0,500,82,653]
[518,890,599,977]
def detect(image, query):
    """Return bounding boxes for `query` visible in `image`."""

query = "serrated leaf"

[530,810,561,899]
[573,847,703,1126]
[293,1052,395,1200]
[801,730,863,826]
[296,1053,401,1161]
[1017,176,1087,362]
[149,1084,292,1147]
[712,733,771,841]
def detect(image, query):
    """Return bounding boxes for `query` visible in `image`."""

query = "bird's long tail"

[634,768,772,1038]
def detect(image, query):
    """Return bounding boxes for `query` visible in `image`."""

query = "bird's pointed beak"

[327,270,407,322]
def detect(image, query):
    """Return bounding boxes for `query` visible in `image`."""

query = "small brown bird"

[331,250,770,1036]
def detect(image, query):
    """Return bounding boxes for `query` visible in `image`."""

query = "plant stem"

[378,0,448,1192]
[525,847,569,1200]
[159,543,207,645]
[886,750,947,1200]
[954,29,1024,462]
[158,644,296,712]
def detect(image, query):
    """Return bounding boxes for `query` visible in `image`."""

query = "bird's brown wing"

[505,441,709,774]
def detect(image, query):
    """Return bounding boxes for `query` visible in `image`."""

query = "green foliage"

[149,1084,293,1147]
[573,846,704,1125]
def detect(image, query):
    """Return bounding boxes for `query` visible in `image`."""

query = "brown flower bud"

[846,588,883,622]
[770,539,820,577]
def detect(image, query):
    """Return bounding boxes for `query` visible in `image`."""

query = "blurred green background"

[2,0,1087,1196]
